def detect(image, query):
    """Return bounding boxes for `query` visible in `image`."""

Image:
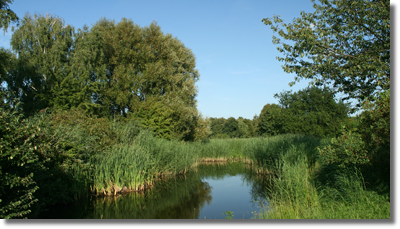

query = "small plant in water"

[223,211,234,219]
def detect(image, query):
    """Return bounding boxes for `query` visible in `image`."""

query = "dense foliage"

[0,0,18,32]
[0,107,39,219]
[210,87,350,139]
[257,103,285,137]
[3,14,208,141]
[273,87,349,137]
[209,116,255,139]
[318,89,391,190]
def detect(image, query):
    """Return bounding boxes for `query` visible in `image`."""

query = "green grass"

[253,139,390,219]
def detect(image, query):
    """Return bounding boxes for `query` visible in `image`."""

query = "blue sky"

[0,0,378,119]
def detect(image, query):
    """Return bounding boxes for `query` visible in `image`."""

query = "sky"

[0,0,391,120]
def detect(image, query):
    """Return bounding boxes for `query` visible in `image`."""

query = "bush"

[0,107,40,219]
[317,89,390,193]
[0,107,118,218]
[317,127,369,168]
[358,90,390,185]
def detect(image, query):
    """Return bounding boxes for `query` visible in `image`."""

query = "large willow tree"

[88,18,203,140]
[8,13,111,114]
[7,14,206,141]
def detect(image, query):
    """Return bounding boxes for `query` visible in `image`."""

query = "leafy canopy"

[0,0,18,33]
[262,0,390,108]
[273,87,349,137]
[6,14,207,141]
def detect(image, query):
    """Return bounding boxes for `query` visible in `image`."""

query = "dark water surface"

[36,162,270,219]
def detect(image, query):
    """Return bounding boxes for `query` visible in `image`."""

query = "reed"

[255,138,390,219]
[89,130,199,195]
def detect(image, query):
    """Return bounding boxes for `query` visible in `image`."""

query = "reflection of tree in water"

[155,181,212,219]
[197,162,272,212]
[77,172,213,219]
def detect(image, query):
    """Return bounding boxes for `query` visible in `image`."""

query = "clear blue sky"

[0,0,372,119]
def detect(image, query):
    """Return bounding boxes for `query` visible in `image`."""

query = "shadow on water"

[35,162,271,219]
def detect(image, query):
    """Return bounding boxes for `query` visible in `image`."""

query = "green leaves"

[5,14,205,141]
[265,87,350,137]
[0,0,18,33]
[0,107,39,218]
[257,103,285,137]
[318,127,369,168]
[263,0,390,107]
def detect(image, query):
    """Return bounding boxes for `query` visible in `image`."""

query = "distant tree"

[257,103,285,136]
[252,114,261,137]
[209,117,225,137]
[223,117,239,138]
[242,118,256,137]
[274,86,350,137]
[262,0,390,109]
[237,117,250,138]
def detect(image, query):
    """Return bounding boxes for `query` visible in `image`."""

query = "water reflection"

[36,162,270,219]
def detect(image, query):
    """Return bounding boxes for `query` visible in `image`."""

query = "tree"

[7,15,204,141]
[8,14,111,115]
[223,117,239,138]
[82,18,203,141]
[257,103,285,136]
[0,48,13,107]
[209,117,227,138]
[242,118,256,137]
[274,86,349,137]
[0,0,18,107]
[237,117,250,138]
[0,0,18,33]
[262,0,390,108]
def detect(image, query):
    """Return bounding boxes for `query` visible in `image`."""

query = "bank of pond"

[25,132,389,219]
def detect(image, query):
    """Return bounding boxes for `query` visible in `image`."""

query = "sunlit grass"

[254,142,390,219]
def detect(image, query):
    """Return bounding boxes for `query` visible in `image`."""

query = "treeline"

[210,86,351,139]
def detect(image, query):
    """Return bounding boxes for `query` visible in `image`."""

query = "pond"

[36,162,271,219]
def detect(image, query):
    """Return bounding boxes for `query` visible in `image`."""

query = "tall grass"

[90,130,198,195]
[254,138,390,219]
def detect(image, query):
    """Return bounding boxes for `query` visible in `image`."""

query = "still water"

[37,162,270,219]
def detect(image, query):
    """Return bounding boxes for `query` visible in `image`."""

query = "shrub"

[0,107,40,218]
[317,127,369,168]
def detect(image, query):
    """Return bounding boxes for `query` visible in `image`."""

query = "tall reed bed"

[90,130,197,195]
